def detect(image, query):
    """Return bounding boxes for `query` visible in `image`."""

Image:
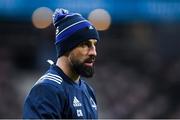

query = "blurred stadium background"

[1,0,180,118]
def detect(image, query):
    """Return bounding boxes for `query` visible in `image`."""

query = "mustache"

[84,56,96,63]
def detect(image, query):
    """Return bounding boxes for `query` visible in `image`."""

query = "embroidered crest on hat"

[89,25,94,30]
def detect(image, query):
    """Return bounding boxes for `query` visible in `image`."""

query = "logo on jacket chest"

[73,96,83,117]
[73,96,82,107]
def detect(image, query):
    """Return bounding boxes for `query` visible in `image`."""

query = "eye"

[79,41,90,48]
[93,41,97,47]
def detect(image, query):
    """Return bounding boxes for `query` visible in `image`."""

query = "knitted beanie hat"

[52,8,100,57]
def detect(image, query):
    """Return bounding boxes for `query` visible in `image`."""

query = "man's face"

[68,39,97,78]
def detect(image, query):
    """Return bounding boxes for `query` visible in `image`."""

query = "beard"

[72,60,94,78]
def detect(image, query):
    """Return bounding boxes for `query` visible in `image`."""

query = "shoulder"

[35,72,64,90]
[28,72,66,99]
[26,76,66,105]
[29,83,58,100]
[24,80,66,119]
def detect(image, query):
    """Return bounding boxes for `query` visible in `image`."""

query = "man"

[23,8,100,119]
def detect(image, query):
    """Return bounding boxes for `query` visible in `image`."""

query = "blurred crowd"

[1,21,180,118]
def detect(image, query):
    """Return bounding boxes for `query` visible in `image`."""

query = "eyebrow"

[88,40,97,44]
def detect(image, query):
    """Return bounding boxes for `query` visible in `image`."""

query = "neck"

[56,56,80,83]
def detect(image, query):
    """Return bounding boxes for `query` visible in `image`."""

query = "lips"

[84,59,95,67]
[84,62,94,67]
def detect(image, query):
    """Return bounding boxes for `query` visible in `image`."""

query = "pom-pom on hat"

[52,8,100,57]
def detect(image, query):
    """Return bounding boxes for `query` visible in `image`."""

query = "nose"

[88,45,97,57]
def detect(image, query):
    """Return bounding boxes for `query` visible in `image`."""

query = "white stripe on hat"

[56,19,90,37]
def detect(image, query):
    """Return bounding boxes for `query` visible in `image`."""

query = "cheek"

[73,48,88,57]
[76,48,88,56]
[69,50,85,63]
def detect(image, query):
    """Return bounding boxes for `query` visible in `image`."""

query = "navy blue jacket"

[23,64,98,119]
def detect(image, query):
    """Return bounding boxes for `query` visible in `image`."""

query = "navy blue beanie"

[52,8,100,57]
